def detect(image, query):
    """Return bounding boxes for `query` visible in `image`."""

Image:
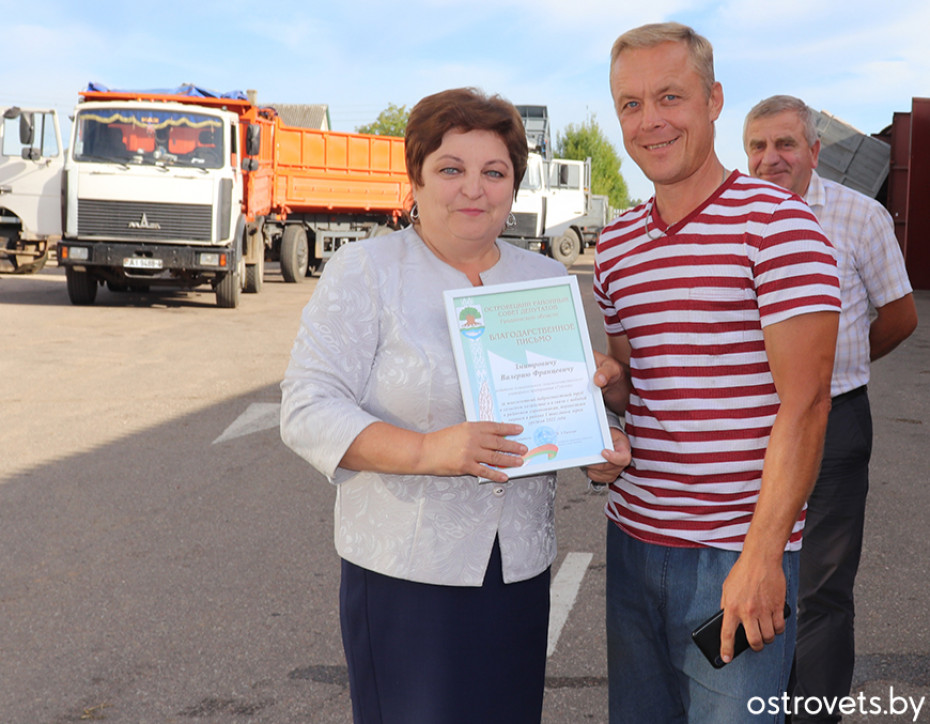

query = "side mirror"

[240,157,260,172]
[245,124,261,156]
[21,147,40,161]
[19,112,35,146]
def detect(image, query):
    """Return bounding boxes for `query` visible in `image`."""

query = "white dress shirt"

[804,171,913,396]
[280,226,568,586]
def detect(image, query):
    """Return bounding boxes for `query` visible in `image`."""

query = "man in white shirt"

[744,94,918,723]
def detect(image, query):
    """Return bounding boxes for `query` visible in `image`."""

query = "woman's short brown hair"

[405,88,528,200]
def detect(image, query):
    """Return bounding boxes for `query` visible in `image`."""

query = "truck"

[57,84,410,306]
[581,194,612,246]
[502,105,609,267]
[270,104,600,274]
[57,84,272,307]
[0,106,64,274]
[56,89,596,304]
[257,115,409,283]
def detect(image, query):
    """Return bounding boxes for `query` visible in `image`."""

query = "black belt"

[831,385,867,406]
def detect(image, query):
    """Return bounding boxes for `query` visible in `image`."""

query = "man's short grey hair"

[610,22,715,97]
[743,95,819,148]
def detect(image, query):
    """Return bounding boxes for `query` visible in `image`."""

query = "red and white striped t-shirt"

[593,172,840,551]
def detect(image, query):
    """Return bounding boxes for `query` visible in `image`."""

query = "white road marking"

[547,551,593,658]
[213,402,281,444]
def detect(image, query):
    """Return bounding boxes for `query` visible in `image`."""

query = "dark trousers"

[339,538,551,724]
[790,387,872,723]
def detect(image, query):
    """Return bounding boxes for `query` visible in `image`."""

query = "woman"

[280,87,628,723]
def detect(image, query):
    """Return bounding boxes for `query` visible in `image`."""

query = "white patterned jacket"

[280,226,567,586]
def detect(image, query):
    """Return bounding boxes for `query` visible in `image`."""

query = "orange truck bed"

[272,123,410,218]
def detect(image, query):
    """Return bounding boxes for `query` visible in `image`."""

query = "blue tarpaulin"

[85,83,247,101]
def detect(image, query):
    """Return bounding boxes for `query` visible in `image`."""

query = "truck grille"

[78,200,213,241]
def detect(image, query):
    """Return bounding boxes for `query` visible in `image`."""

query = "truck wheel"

[216,257,242,308]
[244,244,264,293]
[66,267,98,305]
[551,228,582,268]
[280,225,309,283]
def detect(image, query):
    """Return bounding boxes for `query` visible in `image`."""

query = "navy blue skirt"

[339,538,550,724]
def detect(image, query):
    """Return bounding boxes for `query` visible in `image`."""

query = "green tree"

[556,114,633,211]
[356,103,410,137]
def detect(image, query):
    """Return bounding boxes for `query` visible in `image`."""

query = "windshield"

[520,159,542,191]
[73,108,224,169]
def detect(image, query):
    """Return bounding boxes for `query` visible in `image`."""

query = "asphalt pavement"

[0,259,927,723]
[844,288,930,723]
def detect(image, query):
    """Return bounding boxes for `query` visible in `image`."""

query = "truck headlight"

[199,252,220,266]
[67,246,89,261]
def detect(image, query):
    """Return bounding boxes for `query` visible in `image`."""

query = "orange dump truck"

[261,120,410,282]
[58,84,410,307]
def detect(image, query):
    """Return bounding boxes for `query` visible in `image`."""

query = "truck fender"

[234,216,252,262]
[243,218,264,294]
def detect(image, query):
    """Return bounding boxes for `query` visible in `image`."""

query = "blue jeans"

[606,522,799,723]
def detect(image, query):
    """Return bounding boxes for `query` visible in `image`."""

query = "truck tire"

[551,228,582,268]
[280,224,309,283]
[216,255,242,308]
[242,220,263,294]
[244,249,263,293]
[65,267,98,305]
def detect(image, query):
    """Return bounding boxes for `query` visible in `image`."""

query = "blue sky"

[5,0,929,204]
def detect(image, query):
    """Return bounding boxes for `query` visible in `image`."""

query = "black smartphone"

[690,603,791,669]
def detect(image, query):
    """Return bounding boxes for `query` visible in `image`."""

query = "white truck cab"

[503,104,606,268]
[505,152,591,267]
[0,106,64,273]
[58,97,249,307]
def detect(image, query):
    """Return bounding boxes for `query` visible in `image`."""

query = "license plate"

[123,257,163,270]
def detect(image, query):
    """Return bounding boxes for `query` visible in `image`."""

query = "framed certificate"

[443,275,613,478]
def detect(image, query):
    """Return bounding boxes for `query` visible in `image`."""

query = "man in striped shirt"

[592,23,841,723]
[744,95,917,723]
